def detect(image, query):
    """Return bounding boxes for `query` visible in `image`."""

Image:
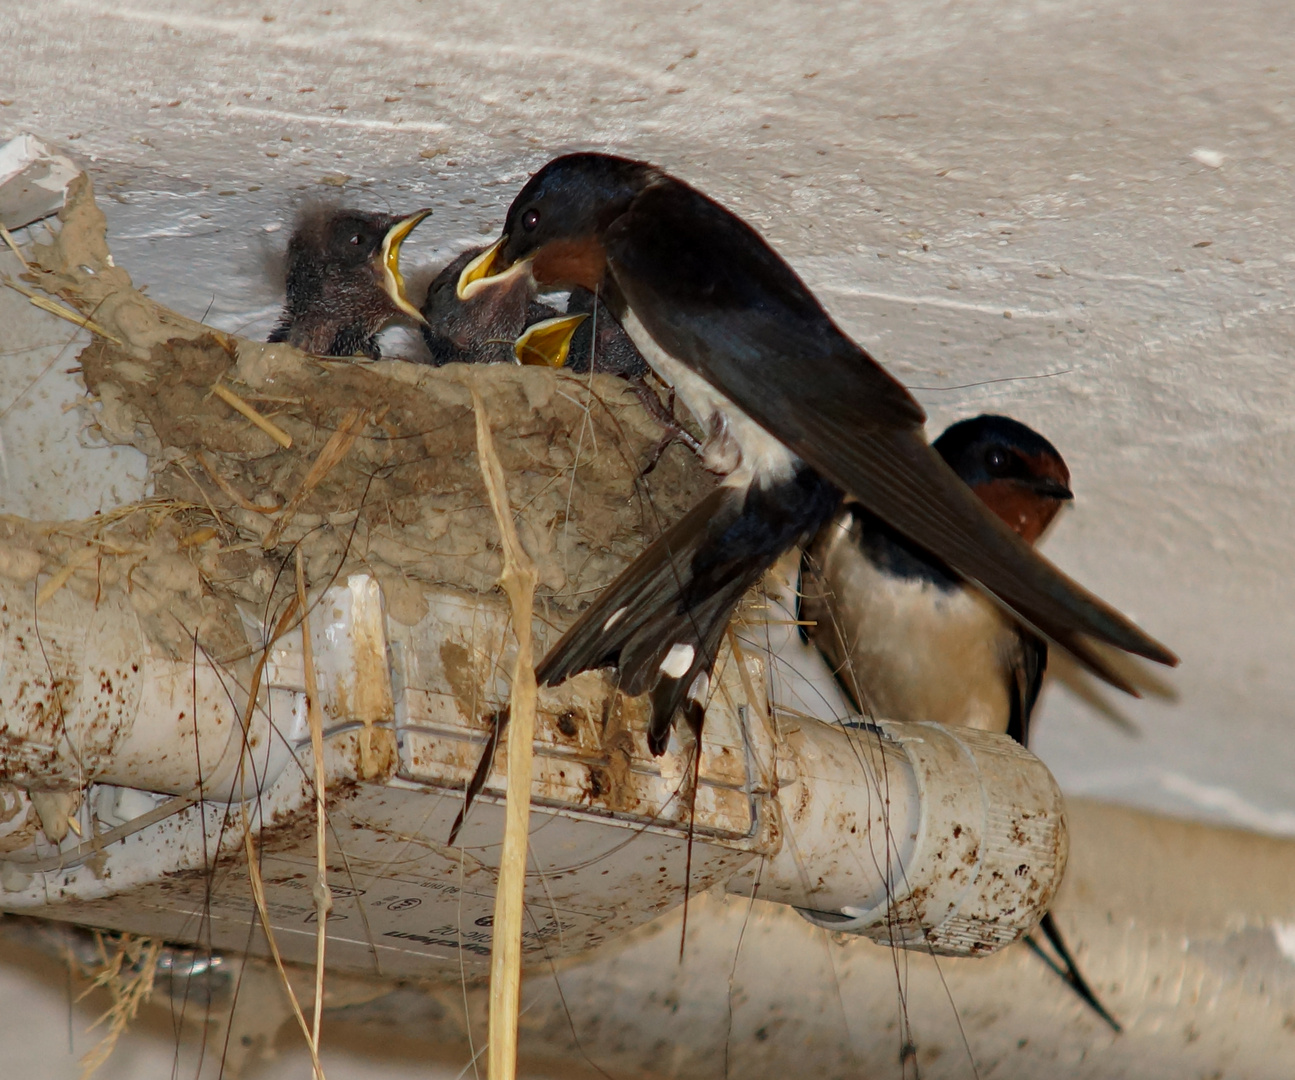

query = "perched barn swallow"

[268,205,431,359]
[801,414,1071,739]
[453,151,1175,761]
[801,413,1121,1030]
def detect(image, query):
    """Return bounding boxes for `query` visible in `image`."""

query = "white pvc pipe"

[0,579,280,801]
[735,716,1068,956]
[0,571,1068,964]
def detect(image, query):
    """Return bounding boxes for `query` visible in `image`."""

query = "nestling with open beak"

[426,244,696,457]
[800,412,1122,1031]
[421,245,555,366]
[268,205,431,359]
[423,243,652,376]
[454,152,1175,762]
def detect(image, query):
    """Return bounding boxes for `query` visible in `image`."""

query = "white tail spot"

[659,642,695,679]
[687,670,710,703]
[603,606,628,631]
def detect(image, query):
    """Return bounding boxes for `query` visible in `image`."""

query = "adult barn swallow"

[801,413,1121,1030]
[801,414,1072,740]
[456,151,1175,758]
[268,206,430,359]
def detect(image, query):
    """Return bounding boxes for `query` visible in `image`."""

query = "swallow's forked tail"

[448,469,841,843]
[537,468,841,753]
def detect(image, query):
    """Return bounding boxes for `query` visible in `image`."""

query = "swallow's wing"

[605,180,1176,671]
[539,471,840,753]
[1006,631,1049,746]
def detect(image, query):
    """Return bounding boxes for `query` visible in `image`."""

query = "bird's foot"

[630,381,701,476]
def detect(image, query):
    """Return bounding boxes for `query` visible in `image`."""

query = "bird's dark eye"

[349,233,363,246]
[985,447,1011,475]
[522,208,541,231]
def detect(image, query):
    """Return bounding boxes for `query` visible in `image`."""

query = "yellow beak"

[456,237,533,301]
[513,313,589,368]
[380,209,433,324]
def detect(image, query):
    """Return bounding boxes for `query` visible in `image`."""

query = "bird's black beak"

[379,209,433,325]
[456,237,533,301]
[513,313,589,367]
[1027,476,1074,501]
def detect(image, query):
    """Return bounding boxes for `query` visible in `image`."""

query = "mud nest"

[4,175,711,663]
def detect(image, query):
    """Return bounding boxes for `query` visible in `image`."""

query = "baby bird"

[422,245,694,459]
[268,205,430,359]
[420,245,543,366]
[420,244,644,378]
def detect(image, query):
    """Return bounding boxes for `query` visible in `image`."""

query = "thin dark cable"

[907,368,1072,392]
[723,857,764,1079]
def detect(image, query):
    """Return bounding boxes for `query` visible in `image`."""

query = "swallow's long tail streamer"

[1024,912,1123,1033]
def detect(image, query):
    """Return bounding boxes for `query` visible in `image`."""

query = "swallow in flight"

[268,205,430,359]
[453,150,1175,765]
[800,412,1122,1031]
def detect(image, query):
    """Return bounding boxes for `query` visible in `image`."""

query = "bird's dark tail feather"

[447,486,746,843]
[447,707,507,847]
[538,467,841,751]
[448,469,841,842]
[1024,912,1123,1033]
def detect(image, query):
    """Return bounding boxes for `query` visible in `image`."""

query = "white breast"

[619,308,797,490]
[805,519,1018,732]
